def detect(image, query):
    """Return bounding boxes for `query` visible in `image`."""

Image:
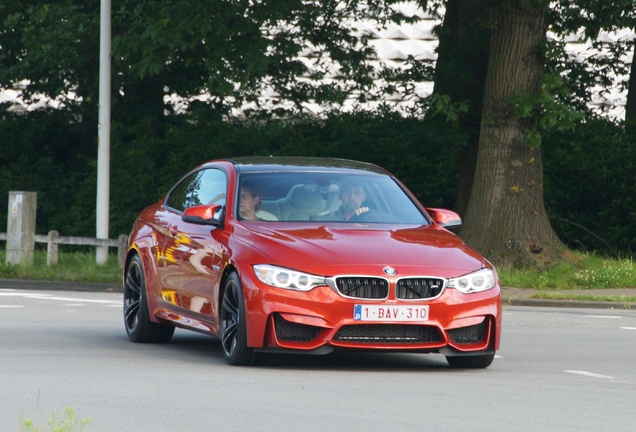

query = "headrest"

[288,184,325,211]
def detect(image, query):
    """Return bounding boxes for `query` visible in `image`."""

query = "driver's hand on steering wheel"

[354,206,369,216]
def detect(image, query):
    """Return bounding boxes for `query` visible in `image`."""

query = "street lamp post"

[96,0,111,265]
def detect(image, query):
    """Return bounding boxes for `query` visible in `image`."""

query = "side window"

[166,169,227,216]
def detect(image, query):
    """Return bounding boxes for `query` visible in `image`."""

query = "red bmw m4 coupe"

[123,157,501,368]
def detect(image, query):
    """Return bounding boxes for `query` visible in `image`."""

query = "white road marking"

[621,327,636,330]
[584,315,622,319]
[564,370,614,379]
[0,305,26,308]
[0,291,119,305]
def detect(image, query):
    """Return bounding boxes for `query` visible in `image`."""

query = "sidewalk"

[0,278,634,310]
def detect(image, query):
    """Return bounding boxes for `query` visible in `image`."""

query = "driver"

[333,178,369,220]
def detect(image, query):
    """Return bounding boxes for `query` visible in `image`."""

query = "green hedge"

[0,110,462,239]
[543,119,636,256]
[1,110,634,258]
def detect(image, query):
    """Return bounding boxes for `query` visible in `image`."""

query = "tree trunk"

[432,0,491,217]
[459,0,565,268]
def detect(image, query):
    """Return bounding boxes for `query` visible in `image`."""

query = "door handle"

[169,225,178,236]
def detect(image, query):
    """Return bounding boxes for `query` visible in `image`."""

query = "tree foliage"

[548,0,636,122]
[1,0,409,118]
[1,0,635,266]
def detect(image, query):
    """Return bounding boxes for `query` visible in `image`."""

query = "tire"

[446,353,495,369]
[123,254,174,343]
[220,272,263,365]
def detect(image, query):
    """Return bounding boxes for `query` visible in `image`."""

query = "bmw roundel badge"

[383,266,397,276]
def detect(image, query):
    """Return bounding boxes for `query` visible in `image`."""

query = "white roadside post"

[96,0,111,265]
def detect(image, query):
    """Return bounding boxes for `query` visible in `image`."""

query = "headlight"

[447,268,495,294]
[253,264,326,292]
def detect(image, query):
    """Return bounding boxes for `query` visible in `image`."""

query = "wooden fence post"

[47,230,59,267]
[6,191,37,266]
[117,234,128,268]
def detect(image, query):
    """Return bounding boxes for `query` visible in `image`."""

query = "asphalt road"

[1,289,635,431]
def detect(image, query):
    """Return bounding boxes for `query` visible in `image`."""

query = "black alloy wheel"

[123,254,174,343]
[220,272,263,365]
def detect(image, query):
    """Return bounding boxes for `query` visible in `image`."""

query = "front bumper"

[242,270,502,354]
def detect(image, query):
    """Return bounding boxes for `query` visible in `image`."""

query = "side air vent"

[274,314,322,343]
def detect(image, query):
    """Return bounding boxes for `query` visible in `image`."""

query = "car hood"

[234,223,486,278]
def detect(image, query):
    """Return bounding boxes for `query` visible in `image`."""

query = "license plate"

[354,304,429,322]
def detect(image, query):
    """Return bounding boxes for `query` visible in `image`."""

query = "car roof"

[218,156,389,175]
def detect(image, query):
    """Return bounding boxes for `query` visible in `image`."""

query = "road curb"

[502,296,633,310]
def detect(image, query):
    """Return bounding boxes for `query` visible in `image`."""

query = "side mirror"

[182,204,223,227]
[426,208,462,230]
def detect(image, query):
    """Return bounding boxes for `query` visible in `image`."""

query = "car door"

[161,168,227,324]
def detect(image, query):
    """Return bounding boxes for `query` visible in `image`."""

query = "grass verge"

[497,252,635,290]
[0,249,121,283]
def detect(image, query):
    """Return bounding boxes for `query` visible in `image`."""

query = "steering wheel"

[349,210,402,223]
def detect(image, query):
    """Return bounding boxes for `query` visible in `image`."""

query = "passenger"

[239,181,264,221]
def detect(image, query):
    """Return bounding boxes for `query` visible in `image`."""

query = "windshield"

[236,172,428,224]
